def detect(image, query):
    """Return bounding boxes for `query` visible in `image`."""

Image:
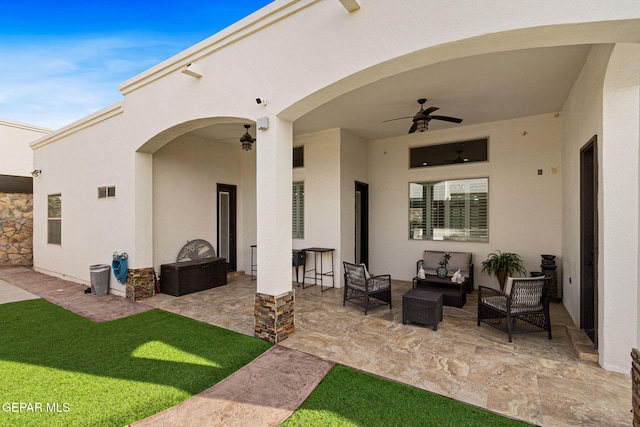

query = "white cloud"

[0,32,198,129]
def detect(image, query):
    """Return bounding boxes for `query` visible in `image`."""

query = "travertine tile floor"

[144,274,633,427]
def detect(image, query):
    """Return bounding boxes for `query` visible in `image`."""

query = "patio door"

[580,136,597,346]
[355,182,369,265]
[217,184,237,272]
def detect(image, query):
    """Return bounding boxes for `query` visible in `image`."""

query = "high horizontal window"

[98,186,116,198]
[410,138,488,168]
[409,178,488,242]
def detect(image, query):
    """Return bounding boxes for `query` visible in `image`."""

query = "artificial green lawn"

[0,299,271,427]
[281,364,534,427]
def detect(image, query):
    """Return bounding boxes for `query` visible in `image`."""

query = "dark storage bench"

[160,258,227,296]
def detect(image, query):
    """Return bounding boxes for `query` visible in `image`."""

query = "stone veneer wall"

[254,291,294,344]
[0,192,33,266]
[125,267,156,301]
[633,348,640,426]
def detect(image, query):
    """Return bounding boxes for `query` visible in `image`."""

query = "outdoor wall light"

[31,169,41,177]
[181,63,203,78]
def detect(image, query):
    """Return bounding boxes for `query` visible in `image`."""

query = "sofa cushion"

[423,251,445,271]
[447,252,471,276]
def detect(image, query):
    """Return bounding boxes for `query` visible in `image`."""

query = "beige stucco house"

[28,0,640,373]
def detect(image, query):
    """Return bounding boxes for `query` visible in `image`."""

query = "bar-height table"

[301,247,335,292]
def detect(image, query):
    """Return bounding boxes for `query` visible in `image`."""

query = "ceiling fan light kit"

[240,124,256,151]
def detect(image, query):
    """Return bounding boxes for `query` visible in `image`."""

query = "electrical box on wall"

[257,116,269,130]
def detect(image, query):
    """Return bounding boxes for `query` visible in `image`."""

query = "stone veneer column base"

[254,290,294,344]
[125,267,156,301]
[633,348,640,427]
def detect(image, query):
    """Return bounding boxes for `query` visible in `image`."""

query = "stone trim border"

[254,290,294,344]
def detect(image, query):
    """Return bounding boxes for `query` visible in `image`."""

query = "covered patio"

[143,274,631,426]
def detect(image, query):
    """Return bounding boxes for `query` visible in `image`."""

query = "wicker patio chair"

[477,276,552,342]
[343,262,392,315]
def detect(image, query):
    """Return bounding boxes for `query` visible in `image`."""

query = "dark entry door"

[580,136,597,345]
[355,182,369,265]
[217,184,237,272]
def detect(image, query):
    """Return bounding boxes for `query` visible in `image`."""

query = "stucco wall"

[561,43,640,372]
[0,119,49,177]
[560,45,610,332]
[292,129,342,284]
[600,43,640,372]
[339,129,369,275]
[153,133,245,272]
[368,113,562,285]
[32,106,136,291]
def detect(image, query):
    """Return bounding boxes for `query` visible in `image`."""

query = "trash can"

[90,264,110,296]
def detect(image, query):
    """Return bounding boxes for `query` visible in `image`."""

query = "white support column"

[254,116,294,343]
[600,43,640,372]
[134,152,154,269]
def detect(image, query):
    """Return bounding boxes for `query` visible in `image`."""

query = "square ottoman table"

[402,289,443,330]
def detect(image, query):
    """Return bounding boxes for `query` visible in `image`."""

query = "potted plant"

[481,251,526,292]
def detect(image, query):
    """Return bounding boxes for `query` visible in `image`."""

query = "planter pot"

[437,266,448,278]
[497,268,507,292]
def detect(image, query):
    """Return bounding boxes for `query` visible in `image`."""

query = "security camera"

[255,98,267,106]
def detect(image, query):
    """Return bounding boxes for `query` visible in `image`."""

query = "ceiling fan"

[384,98,463,133]
[444,143,468,164]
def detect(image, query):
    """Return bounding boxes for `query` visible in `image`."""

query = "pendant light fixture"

[240,124,256,151]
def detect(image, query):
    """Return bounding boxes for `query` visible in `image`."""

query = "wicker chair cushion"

[345,263,366,287]
[481,295,543,313]
[447,252,471,276]
[348,277,390,293]
[423,251,445,271]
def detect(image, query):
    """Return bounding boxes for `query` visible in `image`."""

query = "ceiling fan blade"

[408,122,418,133]
[430,115,463,123]
[423,106,439,115]
[382,116,413,123]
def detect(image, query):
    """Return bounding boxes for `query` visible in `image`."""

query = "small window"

[47,194,62,245]
[410,138,488,168]
[293,146,304,168]
[292,181,304,238]
[98,186,116,198]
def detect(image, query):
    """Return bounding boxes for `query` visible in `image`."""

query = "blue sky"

[0,1,272,129]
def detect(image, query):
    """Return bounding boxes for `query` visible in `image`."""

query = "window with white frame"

[47,193,62,245]
[98,185,116,198]
[292,181,304,239]
[409,178,488,242]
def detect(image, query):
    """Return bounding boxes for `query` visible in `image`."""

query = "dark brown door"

[355,182,369,265]
[580,136,597,346]
[217,184,237,272]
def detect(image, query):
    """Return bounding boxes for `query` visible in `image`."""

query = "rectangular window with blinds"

[47,193,62,245]
[292,181,304,239]
[409,178,488,242]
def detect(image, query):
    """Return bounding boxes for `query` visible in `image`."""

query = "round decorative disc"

[177,239,216,262]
